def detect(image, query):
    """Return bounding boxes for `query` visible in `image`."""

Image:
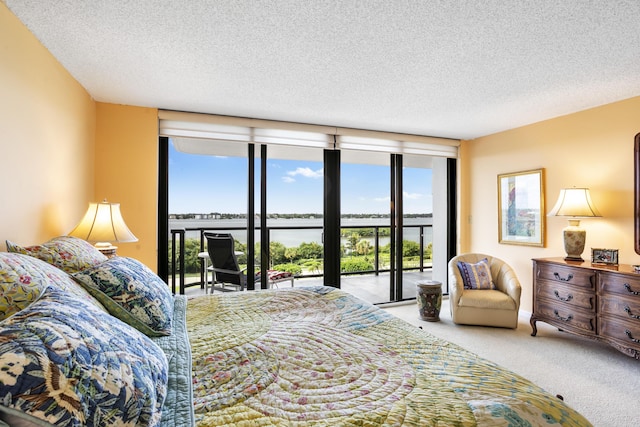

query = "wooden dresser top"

[533,257,640,275]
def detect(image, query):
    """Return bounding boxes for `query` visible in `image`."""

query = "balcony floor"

[183,270,436,305]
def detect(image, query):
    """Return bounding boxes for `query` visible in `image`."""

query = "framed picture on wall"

[498,168,545,247]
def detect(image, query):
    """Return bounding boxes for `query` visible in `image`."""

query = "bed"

[0,236,592,426]
[184,286,592,426]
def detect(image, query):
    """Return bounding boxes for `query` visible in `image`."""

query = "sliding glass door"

[263,145,324,285]
[165,137,254,291]
[158,113,457,302]
[163,137,328,292]
[340,150,391,303]
[400,155,437,300]
[339,150,437,304]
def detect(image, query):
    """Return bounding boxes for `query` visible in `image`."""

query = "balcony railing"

[168,224,432,294]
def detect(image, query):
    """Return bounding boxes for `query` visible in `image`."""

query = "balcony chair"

[204,232,247,292]
[204,232,294,293]
[448,253,521,329]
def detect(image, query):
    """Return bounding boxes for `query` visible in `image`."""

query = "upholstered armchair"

[448,253,522,329]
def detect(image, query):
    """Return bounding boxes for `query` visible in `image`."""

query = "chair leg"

[206,269,214,294]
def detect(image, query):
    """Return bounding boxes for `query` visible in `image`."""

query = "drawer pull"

[624,306,640,320]
[625,329,640,344]
[553,290,573,302]
[553,272,573,282]
[553,310,573,322]
[624,283,640,295]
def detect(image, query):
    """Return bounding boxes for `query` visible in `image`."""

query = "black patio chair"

[204,232,247,292]
[204,232,296,292]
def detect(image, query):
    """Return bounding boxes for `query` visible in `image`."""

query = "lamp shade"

[69,201,138,244]
[548,188,601,218]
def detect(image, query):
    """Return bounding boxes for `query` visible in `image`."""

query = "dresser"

[531,258,640,359]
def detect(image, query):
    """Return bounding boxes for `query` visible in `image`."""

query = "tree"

[303,259,323,273]
[403,240,420,257]
[272,263,302,275]
[346,232,360,254]
[425,242,433,260]
[355,239,371,255]
[270,241,287,266]
[284,247,298,262]
[341,258,374,272]
[168,237,203,274]
[297,242,323,260]
[234,240,247,264]
[378,240,420,257]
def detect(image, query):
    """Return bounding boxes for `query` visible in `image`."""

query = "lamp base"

[95,242,118,258]
[563,220,586,262]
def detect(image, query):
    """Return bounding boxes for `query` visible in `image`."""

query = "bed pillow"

[0,286,168,427]
[0,252,105,321]
[6,236,107,274]
[72,256,173,337]
[0,253,48,322]
[457,258,496,290]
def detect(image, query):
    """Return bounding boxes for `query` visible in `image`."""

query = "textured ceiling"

[5,0,640,140]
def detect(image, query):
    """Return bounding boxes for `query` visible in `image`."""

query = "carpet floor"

[383,298,639,427]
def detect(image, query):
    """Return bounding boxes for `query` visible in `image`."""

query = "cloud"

[287,167,323,179]
[403,192,423,200]
[373,192,422,202]
[282,176,296,183]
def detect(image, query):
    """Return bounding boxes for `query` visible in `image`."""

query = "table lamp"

[548,188,601,261]
[69,199,138,256]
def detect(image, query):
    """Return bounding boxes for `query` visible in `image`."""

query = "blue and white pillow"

[0,286,168,426]
[457,258,496,290]
[72,256,173,337]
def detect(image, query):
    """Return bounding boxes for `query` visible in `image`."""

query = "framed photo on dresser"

[591,248,619,265]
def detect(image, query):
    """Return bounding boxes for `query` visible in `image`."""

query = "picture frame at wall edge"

[497,168,545,247]
[591,248,619,265]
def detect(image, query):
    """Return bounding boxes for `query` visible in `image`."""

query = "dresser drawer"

[599,272,640,300]
[535,300,596,335]
[599,294,640,322]
[536,280,595,311]
[536,263,594,289]
[599,316,640,352]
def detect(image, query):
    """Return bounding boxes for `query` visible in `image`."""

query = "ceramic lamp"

[548,188,600,261]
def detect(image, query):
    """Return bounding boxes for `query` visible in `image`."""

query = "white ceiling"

[6,1,640,140]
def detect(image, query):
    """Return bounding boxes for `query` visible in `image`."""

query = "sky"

[169,141,433,215]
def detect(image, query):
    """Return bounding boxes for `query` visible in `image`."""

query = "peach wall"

[95,103,159,269]
[1,4,159,272]
[0,3,95,248]
[461,96,640,312]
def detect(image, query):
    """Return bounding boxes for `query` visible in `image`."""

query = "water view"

[168,215,434,285]
[169,216,433,247]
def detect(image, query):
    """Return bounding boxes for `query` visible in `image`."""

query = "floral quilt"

[0,286,168,426]
[186,286,592,426]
